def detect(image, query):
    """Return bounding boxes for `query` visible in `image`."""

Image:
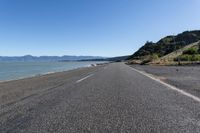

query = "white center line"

[76,74,94,83]
[132,67,200,103]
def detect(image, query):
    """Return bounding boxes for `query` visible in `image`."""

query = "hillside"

[160,41,200,62]
[128,30,200,60]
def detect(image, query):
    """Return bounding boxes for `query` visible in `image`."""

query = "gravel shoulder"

[131,65,200,97]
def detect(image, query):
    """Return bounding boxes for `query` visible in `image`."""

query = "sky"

[0,0,200,57]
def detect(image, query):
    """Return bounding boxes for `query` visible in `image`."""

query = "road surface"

[1,63,200,132]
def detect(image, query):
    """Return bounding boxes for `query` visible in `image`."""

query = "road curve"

[1,63,200,132]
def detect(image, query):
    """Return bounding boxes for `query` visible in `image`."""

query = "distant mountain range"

[0,55,105,62]
[80,55,130,62]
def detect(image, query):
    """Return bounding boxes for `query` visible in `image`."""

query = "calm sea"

[0,61,105,81]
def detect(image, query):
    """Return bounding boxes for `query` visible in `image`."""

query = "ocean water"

[0,61,105,81]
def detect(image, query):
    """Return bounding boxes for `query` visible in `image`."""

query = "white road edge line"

[76,74,94,83]
[132,67,200,103]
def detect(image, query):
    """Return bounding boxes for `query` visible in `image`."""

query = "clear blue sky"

[0,0,200,57]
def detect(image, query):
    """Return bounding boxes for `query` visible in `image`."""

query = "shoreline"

[0,63,103,84]
[0,63,107,108]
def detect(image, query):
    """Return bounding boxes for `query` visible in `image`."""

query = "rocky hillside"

[129,30,200,60]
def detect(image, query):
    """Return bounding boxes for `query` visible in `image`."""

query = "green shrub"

[175,55,190,61]
[140,53,159,65]
[191,55,200,61]
[150,53,159,61]
[175,54,200,61]
[183,47,198,55]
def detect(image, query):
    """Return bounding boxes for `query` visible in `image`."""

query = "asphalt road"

[1,63,200,132]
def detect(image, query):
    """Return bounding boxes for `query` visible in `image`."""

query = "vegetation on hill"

[175,44,200,62]
[128,30,200,60]
[183,47,198,55]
